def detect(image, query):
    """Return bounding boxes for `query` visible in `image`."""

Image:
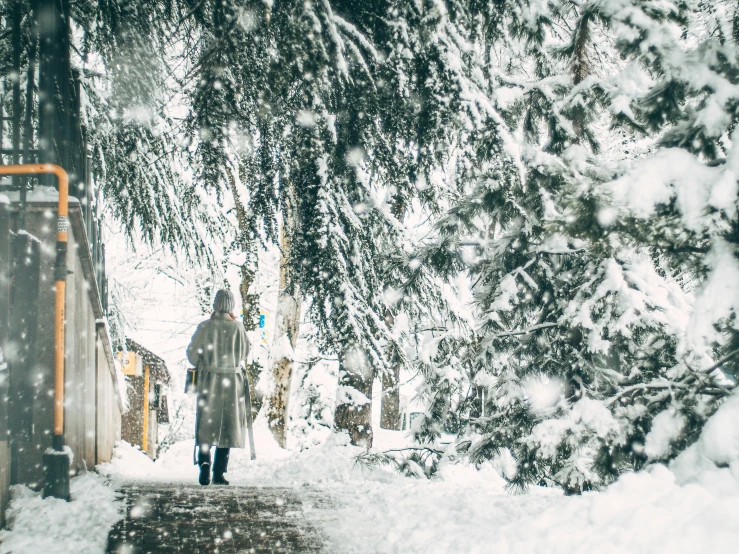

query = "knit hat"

[213,289,235,313]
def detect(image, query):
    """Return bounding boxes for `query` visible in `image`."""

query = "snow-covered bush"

[416,0,739,493]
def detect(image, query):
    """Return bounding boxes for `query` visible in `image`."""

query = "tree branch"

[493,322,559,339]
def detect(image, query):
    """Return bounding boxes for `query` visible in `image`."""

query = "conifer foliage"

[419,0,739,493]
[3,1,737,490]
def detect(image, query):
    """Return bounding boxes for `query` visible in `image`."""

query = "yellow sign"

[117,351,139,376]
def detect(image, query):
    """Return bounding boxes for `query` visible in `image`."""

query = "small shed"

[119,339,170,459]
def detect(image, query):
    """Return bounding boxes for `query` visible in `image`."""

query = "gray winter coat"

[186,313,250,448]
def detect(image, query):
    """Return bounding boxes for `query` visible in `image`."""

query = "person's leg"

[197,444,211,466]
[212,447,230,485]
[213,447,230,473]
[198,444,212,485]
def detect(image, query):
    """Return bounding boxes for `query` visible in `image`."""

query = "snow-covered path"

[3,406,739,554]
[107,483,325,553]
[97,422,569,553]
[96,415,739,554]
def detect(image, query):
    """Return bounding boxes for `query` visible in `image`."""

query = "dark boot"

[212,447,230,485]
[212,473,229,486]
[197,445,211,486]
[199,463,211,486]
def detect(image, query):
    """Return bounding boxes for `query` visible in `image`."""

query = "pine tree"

[418,0,735,493]
[0,0,227,262]
[577,0,739,459]
[170,0,460,447]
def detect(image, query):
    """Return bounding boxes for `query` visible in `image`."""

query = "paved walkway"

[106,483,327,554]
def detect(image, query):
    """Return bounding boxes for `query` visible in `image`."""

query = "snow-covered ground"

[4,241,736,553]
[2,392,739,553]
[0,389,708,554]
[0,474,123,554]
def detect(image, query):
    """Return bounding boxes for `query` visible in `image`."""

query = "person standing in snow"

[186,289,250,486]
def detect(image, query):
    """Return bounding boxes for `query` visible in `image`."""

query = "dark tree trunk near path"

[226,175,261,417]
[334,353,374,448]
[379,367,400,430]
[379,196,405,430]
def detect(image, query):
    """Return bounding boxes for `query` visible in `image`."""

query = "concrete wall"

[0,198,123,511]
[0,441,9,527]
[63,226,98,473]
[96,329,121,464]
[0,199,10,525]
[12,204,55,487]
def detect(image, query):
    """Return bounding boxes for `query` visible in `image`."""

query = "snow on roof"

[125,338,171,385]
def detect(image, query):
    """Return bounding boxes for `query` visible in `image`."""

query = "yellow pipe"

[142,364,149,453]
[0,164,68,448]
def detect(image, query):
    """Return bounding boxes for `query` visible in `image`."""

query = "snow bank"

[0,473,123,554]
[95,392,739,554]
[332,414,739,554]
[324,393,739,554]
[101,417,402,488]
[671,390,739,487]
[324,464,563,554]
[97,439,160,480]
[353,392,739,554]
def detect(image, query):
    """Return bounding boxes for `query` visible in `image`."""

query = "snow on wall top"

[1,186,80,204]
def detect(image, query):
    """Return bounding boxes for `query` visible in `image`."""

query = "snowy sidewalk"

[107,483,326,554]
[4,413,736,554]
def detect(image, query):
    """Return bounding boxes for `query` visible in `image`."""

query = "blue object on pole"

[259,314,265,328]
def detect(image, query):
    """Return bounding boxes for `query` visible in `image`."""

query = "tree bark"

[225,174,261,417]
[334,349,374,448]
[380,367,401,430]
[266,213,301,448]
[570,13,591,140]
[240,255,263,418]
[379,196,405,430]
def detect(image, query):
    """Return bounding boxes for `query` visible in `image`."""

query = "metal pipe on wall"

[0,163,70,500]
[0,164,68,444]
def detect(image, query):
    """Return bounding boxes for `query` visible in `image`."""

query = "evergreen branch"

[492,322,559,339]
[178,0,208,25]
[697,347,739,375]
[382,447,444,455]
[527,248,586,255]
[606,382,688,406]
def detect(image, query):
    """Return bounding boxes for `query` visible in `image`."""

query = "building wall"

[0,441,9,527]
[0,199,10,525]
[121,371,160,460]
[122,375,144,450]
[96,329,121,464]
[15,205,59,486]
[63,231,98,473]
[0,199,123,504]
[147,403,158,459]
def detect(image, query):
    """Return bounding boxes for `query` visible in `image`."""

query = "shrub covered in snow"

[413,0,739,494]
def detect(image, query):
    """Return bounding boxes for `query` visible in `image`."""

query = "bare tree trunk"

[266,212,301,448]
[380,366,401,430]
[240,250,263,417]
[379,197,406,430]
[225,174,262,417]
[334,349,374,448]
[570,12,591,141]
